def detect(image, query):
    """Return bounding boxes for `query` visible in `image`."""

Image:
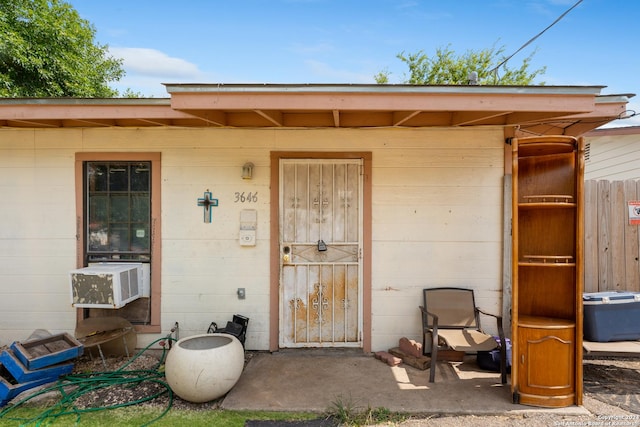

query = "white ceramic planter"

[165,333,244,403]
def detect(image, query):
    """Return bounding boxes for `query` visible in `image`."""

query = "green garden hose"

[0,335,177,426]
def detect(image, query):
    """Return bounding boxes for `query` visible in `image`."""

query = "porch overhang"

[0,84,633,136]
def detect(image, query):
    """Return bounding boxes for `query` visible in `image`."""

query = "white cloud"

[109,47,202,79]
[288,42,335,55]
[304,60,373,83]
[396,1,419,9]
[107,47,213,96]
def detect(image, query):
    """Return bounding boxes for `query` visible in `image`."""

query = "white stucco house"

[0,84,632,353]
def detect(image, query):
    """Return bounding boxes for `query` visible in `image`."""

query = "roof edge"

[596,94,636,102]
[0,98,170,106]
[163,83,607,96]
[585,125,640,136]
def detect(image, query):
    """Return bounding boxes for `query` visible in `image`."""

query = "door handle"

[283,246,291,262]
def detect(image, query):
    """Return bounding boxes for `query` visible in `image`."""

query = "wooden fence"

[584,179,640,293]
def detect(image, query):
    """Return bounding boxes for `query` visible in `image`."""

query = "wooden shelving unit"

[511,135,584,408]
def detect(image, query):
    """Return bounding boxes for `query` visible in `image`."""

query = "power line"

[489,0,584,77]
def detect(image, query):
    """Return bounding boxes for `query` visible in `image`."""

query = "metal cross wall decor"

[197,191,219,223]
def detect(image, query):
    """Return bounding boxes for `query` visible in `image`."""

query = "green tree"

[0,0,125,97]
[376,44,545,85]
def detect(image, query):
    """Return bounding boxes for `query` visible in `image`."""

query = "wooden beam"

[67,119,115,127]
[170,91,597,114]
[452,111,511,126]
[393,111,422,126]
[7,119,60,127]
[0,104,192,121]
[254,110,283,126]
[173,109,227,126]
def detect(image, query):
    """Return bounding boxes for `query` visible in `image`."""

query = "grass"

[0,397,407,426]
[329,394,407,426]
[0,406,322,426]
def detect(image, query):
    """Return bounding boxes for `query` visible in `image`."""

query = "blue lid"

[583,291,640,304]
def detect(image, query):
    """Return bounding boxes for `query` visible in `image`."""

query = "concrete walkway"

[221,351,588,416]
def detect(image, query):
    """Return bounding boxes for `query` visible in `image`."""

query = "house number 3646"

[234,192,258,203]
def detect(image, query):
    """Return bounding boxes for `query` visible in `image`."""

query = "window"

[86,162,151,261]
[75,153,161,332]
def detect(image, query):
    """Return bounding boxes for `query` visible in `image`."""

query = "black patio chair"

[419,287,507,384]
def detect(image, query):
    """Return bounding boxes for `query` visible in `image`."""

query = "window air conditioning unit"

[70,263,143,309]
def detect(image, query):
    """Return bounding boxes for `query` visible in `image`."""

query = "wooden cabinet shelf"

[522,194,573,203]
[518,315,575,329]
[511,135,584,408]
[517,140,576,157]
[518,202,577,209]
[519,255,575,267]
[518,262,576,268]
[521,255,573,263]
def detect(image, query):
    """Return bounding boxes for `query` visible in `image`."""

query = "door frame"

[270,151,372,352]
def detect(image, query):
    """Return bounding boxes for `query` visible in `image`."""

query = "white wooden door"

[279,159,363,347]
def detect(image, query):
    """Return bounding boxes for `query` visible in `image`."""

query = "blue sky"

[68,0,639,127]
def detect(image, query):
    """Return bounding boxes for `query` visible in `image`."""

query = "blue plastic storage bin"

[583,291,640,342]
